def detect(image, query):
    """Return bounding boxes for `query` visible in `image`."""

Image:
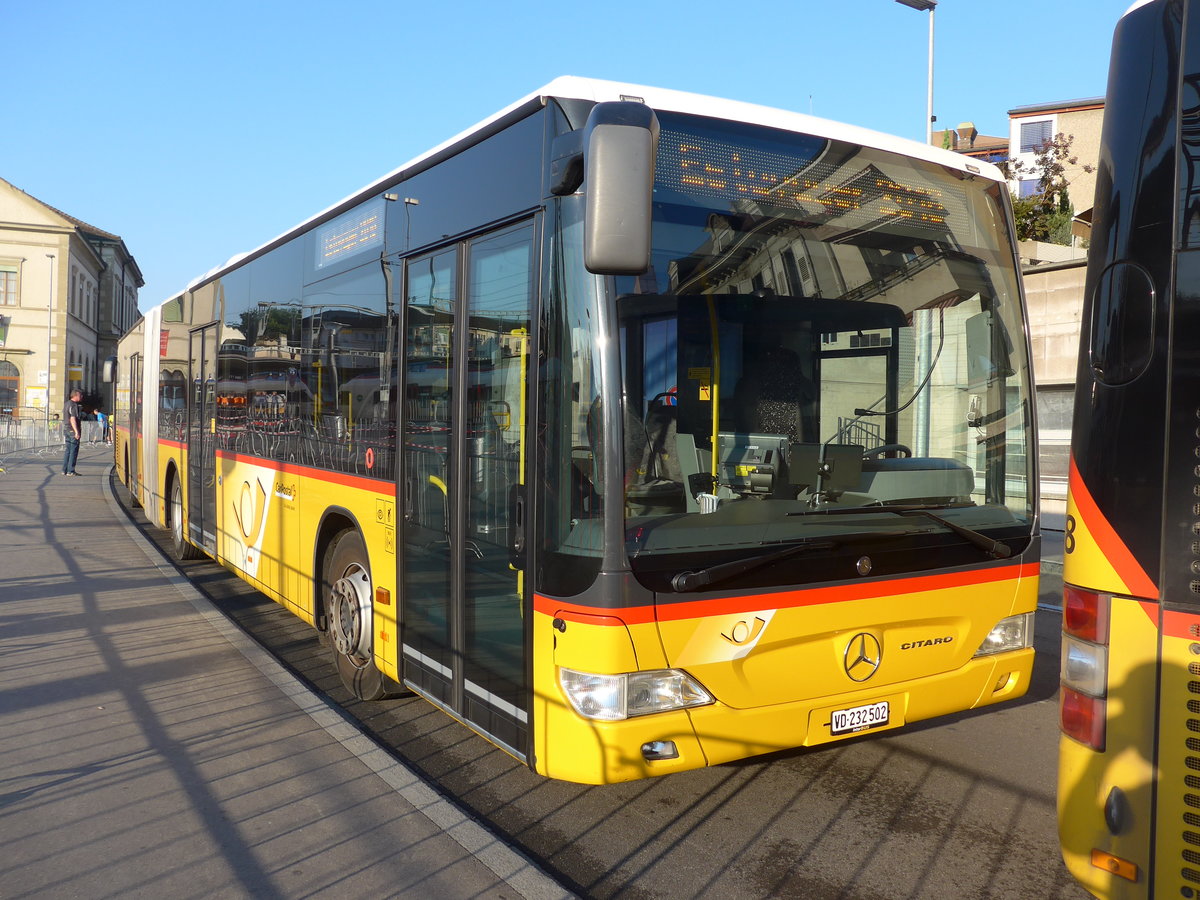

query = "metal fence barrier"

[0,408,64,456]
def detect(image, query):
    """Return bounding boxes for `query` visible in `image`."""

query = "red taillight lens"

[1060,684,1106,751]
[1063,584,1110,644]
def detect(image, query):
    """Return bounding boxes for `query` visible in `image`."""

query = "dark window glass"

[383,111,544,256]
[0,268,17,306]
[610,112,1034,591]
[402,247,457,699]
[463,222,534,732]
[1020,120,1052,153]
[159,368,186,442]
[296,263,393,477]
[1180,7,1200,246]
[536,199,604,596]
[0,360,18,411]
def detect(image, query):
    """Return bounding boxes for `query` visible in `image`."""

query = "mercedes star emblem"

[844,632,883,682]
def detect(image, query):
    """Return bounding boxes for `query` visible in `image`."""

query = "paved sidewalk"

[0,445,566,900]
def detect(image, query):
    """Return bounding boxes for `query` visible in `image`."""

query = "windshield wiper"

[787,501,1012,559]
[670,539,837,593]
[669,529,921,593]
[789,501,976,516]
[898,508,1012,559]
[668,502,1012,593]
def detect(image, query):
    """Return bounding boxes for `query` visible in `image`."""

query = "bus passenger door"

[187,324,218,554]
[401,221,535,760]
[128,352,142,505]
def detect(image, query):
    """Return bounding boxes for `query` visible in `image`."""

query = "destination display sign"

[316,197,385,269]
[658,123,959,234]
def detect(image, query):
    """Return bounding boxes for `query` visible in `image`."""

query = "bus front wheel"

[325,530,391,701]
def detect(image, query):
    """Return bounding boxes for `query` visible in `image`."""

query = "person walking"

[62,389,83,476]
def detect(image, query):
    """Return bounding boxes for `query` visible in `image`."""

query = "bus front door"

[400,222,534,760]
[187,324,218,554]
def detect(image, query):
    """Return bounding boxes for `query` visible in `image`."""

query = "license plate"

[830,700,890,735]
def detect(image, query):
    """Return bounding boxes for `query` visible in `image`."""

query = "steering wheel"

[863,443,912,460]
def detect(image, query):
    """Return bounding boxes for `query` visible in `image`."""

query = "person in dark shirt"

[62,389,83,476]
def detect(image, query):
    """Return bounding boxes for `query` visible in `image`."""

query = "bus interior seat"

[626,396,687,515]
[642,397,683,484]
[675,431,704,511]
[584,396,686,515]
[734,345,813,443]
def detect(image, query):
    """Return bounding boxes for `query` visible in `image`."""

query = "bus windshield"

[609,113,1034,590]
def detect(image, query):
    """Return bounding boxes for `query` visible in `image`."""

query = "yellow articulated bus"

[1058,0,1200,895]
[112,77,1039,784]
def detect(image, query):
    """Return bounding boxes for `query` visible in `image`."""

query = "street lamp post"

[45,252,54,412]
[896,0,937,146]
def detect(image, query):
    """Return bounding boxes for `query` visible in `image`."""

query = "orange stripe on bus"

[536,561,1038,626]
[1069,455,1158,599]
[214,449,390,492]
[1162,608,1200,640]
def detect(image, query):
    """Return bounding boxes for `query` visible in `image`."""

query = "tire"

[170,477,202,561]
[324,530,397,701]
[124,450,141,508]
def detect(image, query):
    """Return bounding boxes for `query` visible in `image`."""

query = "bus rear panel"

[1059,0,1200,894]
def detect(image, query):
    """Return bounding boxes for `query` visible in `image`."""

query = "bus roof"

[1123,0,1158,16]
[540,76,1004,180]
[180,76,1004,296]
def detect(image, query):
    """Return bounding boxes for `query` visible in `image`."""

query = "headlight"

[973,612,1034,657]
[559,667,714,721]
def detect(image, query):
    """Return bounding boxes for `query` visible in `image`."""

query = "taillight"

[1060,584,1110,751]
[1063,586,1109,643]
[1060,684,1106,750]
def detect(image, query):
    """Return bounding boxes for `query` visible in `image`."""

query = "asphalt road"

[121,485,1087,900]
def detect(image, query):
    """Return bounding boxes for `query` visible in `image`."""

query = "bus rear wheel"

[170,478,202,561]
[325,530,392,701]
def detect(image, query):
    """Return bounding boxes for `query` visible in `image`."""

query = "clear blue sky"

[7,0,1134,310]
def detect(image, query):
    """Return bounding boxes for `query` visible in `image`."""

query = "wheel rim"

[172,484,184,547]
[330,562,372,664]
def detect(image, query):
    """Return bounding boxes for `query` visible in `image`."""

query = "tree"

[997,132,1094,245]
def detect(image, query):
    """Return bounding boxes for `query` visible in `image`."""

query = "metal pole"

[895,0,937,144]
[45,253,54,414]
[926,6,935,146]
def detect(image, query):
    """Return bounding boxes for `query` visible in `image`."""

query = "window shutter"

[1020,120,1053,153]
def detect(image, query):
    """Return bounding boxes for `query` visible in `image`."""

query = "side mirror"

[583,101,659,275]
[102,356,118,384]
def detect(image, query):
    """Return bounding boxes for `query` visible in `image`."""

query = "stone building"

[1007,97,1105,231]
[0,177,141,419]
